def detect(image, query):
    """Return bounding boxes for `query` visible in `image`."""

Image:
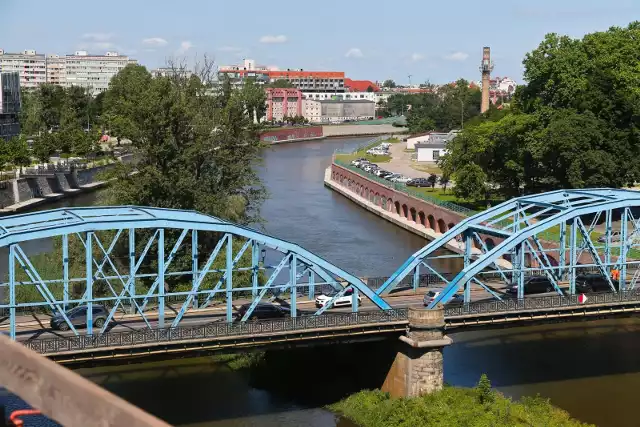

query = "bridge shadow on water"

[445,316,640,389]
[77,340,399,426]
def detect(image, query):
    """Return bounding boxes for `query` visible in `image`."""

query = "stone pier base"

[381,307,451,398]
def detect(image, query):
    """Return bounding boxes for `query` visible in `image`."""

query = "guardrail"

[444,289,640,317]
[333,159,475,216]
[17,290,640,355]
[23,309,409,355]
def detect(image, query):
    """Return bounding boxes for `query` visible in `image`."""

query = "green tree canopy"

[443,21,640,198]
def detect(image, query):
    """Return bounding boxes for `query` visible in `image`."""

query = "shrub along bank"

[330,375,592,427]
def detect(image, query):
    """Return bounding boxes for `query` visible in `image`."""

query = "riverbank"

[0,163,115,215]
[323,166,511,268]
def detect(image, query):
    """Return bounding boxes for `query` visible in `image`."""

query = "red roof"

[344,78,380,92]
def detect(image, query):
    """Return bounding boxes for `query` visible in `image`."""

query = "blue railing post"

[62,234,69,311]
[86,232,93,335]
[129,228,136,314]
[192,230,199,309]
[290,254,297,318]
[226,234,233,323]
[9,244,16,339]
[158,229,165,328]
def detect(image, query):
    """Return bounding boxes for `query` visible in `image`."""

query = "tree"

[8,135,31,173]
[32,132,56,164]
[476,374,494,405]
[439,175,450,193]
[453,163,487,202]
[240,78,267,122]
[102,60,267,235]
[427,174,438,189]
[366,85,375,92]
[382,79,396,89]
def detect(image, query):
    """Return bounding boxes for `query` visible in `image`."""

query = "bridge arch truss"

[0,207,390,338]
[377,189,640,307]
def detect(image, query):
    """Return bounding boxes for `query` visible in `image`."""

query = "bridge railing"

[333,159,474,216]
[24,309,409,355]
[444,288,640,317]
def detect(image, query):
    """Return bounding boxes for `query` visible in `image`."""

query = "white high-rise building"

[0,48,138,95]
[46,54,66,86]
[0,49,47,89]
[65,51,136,95]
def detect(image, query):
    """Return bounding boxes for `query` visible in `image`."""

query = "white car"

[315,288,362,308]
[391,175,411,184]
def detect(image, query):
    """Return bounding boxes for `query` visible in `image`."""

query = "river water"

[24,137,640,426]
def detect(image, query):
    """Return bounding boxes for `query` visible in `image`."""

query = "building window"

[433,150,440,161]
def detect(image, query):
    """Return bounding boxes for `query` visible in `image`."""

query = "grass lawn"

[410,162,442,175]
[335,139,396,164]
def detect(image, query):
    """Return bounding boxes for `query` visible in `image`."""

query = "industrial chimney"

[480,47,494,114]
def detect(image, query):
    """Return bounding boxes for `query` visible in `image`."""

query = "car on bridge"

[423,291,463,306]
[235,303,300,321]
[50,305,109,331]
[315,288,362,308]
[575,274,619,293]
[505,276,555,295]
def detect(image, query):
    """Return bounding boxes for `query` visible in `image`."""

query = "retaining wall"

[327,163,596,267]
[330,163,465,234]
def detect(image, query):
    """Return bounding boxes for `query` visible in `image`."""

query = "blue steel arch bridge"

[2,188,640,361]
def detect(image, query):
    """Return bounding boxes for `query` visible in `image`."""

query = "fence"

[23,309,410,355]
[334,158,474,216]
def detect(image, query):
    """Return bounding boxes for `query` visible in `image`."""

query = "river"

[19,137,640,426]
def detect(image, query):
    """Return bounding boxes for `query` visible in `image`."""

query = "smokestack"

[480,47,493,114]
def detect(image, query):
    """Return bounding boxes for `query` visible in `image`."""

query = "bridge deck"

[13,290,640,364]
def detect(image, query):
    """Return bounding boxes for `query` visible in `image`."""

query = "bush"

[330,377,592,427]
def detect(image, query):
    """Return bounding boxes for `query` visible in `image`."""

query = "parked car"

[505,276,554,295]
[351,158,368,167]
[50,304,109,331]
[597,231,622,243]
[575,274,619,293]
[315,288,362,308]
[391,175,412,184]
[357,161,371,169]
[407,178,430,187]
[423,291,463,306]
[234,303,300,321]
[384,173,400,181]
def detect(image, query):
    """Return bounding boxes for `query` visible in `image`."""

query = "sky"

[2,0,640,85]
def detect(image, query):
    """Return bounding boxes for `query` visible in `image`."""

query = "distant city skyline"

[2,0,639,84]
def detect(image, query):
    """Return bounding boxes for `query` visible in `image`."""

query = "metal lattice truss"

[0,207,390,338]
[376,189,640,307]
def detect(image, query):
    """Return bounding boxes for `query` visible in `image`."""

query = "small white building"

[416,141,447,163]
[405,130,460,150]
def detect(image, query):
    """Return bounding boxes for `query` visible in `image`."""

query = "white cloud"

[411,53,425,62]
[345,48,364,58]
[444,51,469,61]
[81,33,114,42]
[259,35,288,44]
[142,37,168,47]
[177,41,194,54]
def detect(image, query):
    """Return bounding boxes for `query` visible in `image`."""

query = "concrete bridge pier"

[381,306,451,398]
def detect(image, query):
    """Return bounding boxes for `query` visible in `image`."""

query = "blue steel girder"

[373,188,640,306]
[0,206,391,338]
[426,192,640,307]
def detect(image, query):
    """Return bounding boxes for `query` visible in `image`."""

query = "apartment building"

[65,51,136,95]
[303,99,375,123]
[266,88,303,121]
[46,54,66,86]
[219,59,345,92]
[0,72,21,140]
[0,50,46,89]
[0,49,137,95]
